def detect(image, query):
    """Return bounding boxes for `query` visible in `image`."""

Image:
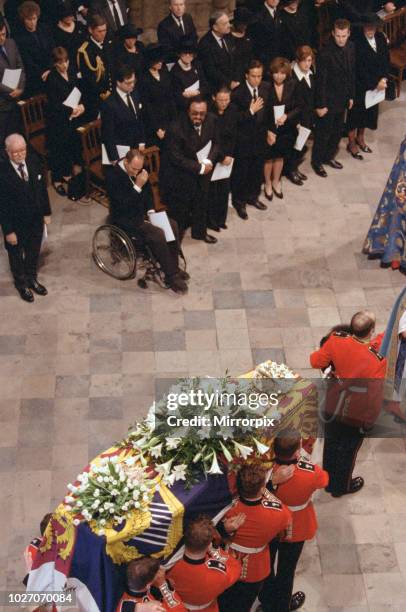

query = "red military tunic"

[224,489,292,583]
[310,331,386,427]
[168,549,241,612]
[272,459,329,542]
[116,581,186,612]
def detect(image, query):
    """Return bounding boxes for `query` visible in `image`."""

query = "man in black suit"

[311,19,355,177]
[0,17,25,145]
[89,0,128,35]
[231,59,269,220]
[77,13,112,120]
[248,0,281,67]
[0,134,51,302]
[101,65,145,165]
[157,0,198,64]
[198,10,237,93]
[160,96,221,243]
[106,148,188,294]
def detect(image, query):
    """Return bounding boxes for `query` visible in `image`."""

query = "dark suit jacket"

[101,88,146,162]
[353,31,389,99]
[292,67,316,129]
[198,31,235,92]
[266,78,301,133]
[231,80,270,157]
[170,60,209,111]
[248,6,281,66]
[140,69,177,143]
[107,162,152,231]
[0,152,51,239]
[278,6,312,62]
[315,38,356,112]
[211,103,239,158]
[89,0,128,33]
[157,12,198,63]
[0,37,26,111]
[15,24,54,97]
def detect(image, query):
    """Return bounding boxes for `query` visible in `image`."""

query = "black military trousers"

[322,417,364,496]
[6,224,44,290]
[259,539,305,612]
[218,578,263,612]
[311,110,345,165]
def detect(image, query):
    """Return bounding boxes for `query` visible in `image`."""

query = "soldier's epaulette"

[207,559,227,573]
[333,331,350,338]
[368,346,384,360]
[77,41,89,54]
[298,459,315,472]
[262,489,282,510]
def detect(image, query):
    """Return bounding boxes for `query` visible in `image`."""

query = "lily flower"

[233,441,253,460]
[207,451,223,475]
[253,438,270,455]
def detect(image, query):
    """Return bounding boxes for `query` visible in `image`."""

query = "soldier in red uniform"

[310,310,386,497]
[259,430,329,612]
[218,464,292,612]
[168,515,241,612]
[116,557,185,612]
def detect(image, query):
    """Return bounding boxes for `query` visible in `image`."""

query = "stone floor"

[1,94,406,611]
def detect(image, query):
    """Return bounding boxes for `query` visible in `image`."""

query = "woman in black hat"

[141,43,177,146]
[170,37,209,111]
[53,5,86,66]
[347,13,390,159]
[112,23,145,82]
[230,6,254,85]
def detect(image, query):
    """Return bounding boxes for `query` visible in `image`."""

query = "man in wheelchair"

[106,148,189,294]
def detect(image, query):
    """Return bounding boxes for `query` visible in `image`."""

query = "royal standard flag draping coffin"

[27,446,234,612]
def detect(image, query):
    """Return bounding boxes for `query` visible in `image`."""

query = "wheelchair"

[92,223,167,289]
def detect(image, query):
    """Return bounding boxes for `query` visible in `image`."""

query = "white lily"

[164,473,176,487]
[192,451,202,463]
[233,441,253,460]
[172,464,188,481]
[253,437,270,455]
[207,451,223,475]
[166,437,182,450]
[155,458,174,476]
[150,443,163,459]
[124,456,136,467]
[219,441,233,462]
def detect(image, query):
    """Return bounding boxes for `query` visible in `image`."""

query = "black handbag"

[385,77,397,101]
[67,173,86,201]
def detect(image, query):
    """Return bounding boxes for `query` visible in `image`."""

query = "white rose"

[123,487,129,493]
[94,489,100,497]
[100,519,106,526]
[109,508,115,514]
[97,476,103,483]
[73,519,81,526]
[134,501,140,508]
[76,501,83,507]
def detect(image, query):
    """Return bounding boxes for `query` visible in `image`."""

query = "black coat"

[107,162,153,231]
[170,60,209,111]
[354,31,390,97]
[278,6,312,62]
[247,6,281,66]
[266,78,301,159]
[100,88,146,163]
[140,69,177,144]
[0,152,51,239]
[231,80,270,157]
[231,34,253,84]
[15,24,54,97]
[53,22,87,66]
[211,103,239,158]
[88,0,128,34]
[112,41,145,81]
[336,0,391,21]
[315,38,356,112]
[292,66,316,129]
[157,13,198,63]
[198,31,235,92]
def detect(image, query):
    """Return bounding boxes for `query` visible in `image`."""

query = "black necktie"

[0,45,8,63]
[220,38,228,53]
[110,0,121,29]
[178,17,185,34]
[253,88,258,101]
[126,93,137,116]
[18,163,28,182]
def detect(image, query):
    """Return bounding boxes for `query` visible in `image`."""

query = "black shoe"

[203,234,217,244]
[311,162,328,177]
[53,182,67,196]
[29,280,48,296]
[326,159,343,169]
[357,142,372,153]
[18,287,34,303]
[207,223,220,232]
[178,269,190,281]
[290,591,305,611]
[331,476,364,498]
[346,145,363,160]
[264,188,273,201]
[297,170,307,181]
[286,172,303,186]
[272,185,283,199]
[167,274,188,294]
[249,199,267,210]
[234,203,248,220]
[219,224,227,229]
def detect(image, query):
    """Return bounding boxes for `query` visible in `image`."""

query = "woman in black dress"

[53,5,86,66]
[264,57,300,200]
[170,37,209,112]
[112,23,145,82]
[141,43,177,147]
[45,46,85,194]
[347,13,390,159]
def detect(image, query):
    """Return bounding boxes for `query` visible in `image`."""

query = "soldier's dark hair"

[40,513,52,536]
[184,515,214,553]
[88,13,107,29]
[274,429,301,459]
[126,557,160,591]
[237,464,266,498]
[334,18,351,32]
[115,64,135,83]
[351,311,376,339]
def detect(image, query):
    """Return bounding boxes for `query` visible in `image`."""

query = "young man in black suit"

[231,59,268,220]
[198,10,237,93]
[106,148,188,294]
[157,0,198,64]
[248,0,281,67]
[0,134,51,302]
[311,18,355,177]
[101,65,146,165]
[160,96,221,243]
[88,0,128,35]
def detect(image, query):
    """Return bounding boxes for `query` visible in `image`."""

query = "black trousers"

[167,182,209,241]
[311,110,345,165]
[218,578,263,612]
[322,417,364,496]
[208,178,230,227]
[231,154,263,206]
[259,539,305,612]
[125,219,180,280]
[6,224,44,290]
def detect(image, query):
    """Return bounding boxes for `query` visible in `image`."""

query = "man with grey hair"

[198,10,237,92]
[158,0,198,64]
[0,134,51,302]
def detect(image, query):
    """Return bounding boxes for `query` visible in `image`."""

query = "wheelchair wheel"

[92,224,136,280]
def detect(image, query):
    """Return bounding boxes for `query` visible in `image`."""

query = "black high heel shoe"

[264,187,273,201]
[346,145,363,160]
[357,142,373,153]
[272,184,283,199]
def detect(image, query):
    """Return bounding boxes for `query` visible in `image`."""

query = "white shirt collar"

[118,160,142,192]
[90,36,103,49]
[171,13,184,25]
[116,86,130,102]
[178,58,192,71]
[293,62,313,86]
[264,3,276,17]
[107,0,124,25]
[10,159,28,175]
[366,34,377,51]
[245,81,258,97]
[212,31,225,47]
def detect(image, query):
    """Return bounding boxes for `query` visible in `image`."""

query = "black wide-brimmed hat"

[57,3,75,20]
[118,23,144,40]
[355,12,384,27]
[177,36,198,55]
[144,43,166,66]
[231,7,253,25]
